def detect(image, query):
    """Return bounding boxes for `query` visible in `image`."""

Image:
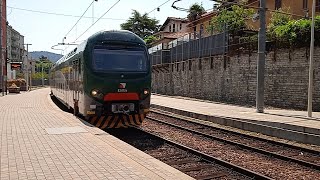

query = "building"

[186,11,217,39]
[7,25,25,63]
[149,17,189,53]
[226,0,320,30]
[0,0,6,92]
[6,25,26,80]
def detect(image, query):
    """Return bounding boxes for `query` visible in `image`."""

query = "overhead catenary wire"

[60,0,121,53]
[74,0,121,42]
[147,0,172,15]
[6,6,125,21]
[64,0,96,39]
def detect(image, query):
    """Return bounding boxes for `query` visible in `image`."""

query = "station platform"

[151,94,320,146]
[0,88,193,180]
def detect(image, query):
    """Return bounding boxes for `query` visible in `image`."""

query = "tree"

[268,8,292,35]
[32,72,48,80]
[144,35,159,47]
[187,3,206,21]
[120,10,160,39]
[208,5,254,34]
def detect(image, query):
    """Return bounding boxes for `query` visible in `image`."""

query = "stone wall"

[152,47,320,111]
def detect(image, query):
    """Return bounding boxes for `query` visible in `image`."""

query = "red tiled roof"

[160,17,189,31]
[187,11,217,27]
[163,32,189,39]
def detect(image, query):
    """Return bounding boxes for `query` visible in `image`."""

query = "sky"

[7,0,215,55]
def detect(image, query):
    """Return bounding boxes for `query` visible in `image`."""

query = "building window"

[303,0,308,9]
[317,0,320,12]
[275,0,282,10]
[200,24,204,36]
[180,23,182,30]
[193,26,197,39]
[173,24,176,32]
[169,25,171,32]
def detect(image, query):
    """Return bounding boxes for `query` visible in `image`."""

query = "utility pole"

[24,43,32,91]
[0,0,3,96]
[41,61,44,86]
[92,1,94,24]
[256,0,266,113]
[308,0,316,117]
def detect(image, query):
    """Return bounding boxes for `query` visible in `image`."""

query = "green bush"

[208,5,255,34]
[268,9,320,47]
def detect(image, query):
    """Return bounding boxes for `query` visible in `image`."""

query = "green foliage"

[144,35,159,47]
[34,56,53,79]
[31,72,48,80]
[16,72,24,79]
[120,10,160,39]
[268,8,292,34]
[187,3,206,21]
[208,5,255,34]
[269,15,320,47]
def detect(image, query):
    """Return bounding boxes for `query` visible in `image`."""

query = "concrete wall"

[152,47,320,111]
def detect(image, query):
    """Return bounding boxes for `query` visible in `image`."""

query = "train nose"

[123,105,129,112]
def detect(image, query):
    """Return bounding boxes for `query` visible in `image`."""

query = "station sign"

[11,63,22,70]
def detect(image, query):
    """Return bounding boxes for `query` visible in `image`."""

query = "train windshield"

[92,45,148,72]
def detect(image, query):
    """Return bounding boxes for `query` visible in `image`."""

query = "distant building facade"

[187,11,217,39]
[0,0,7,91]
[6,25,27,80]
[149,17,189,53]
[7,25,25,63]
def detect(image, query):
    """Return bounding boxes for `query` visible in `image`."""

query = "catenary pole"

[41,61,44,86]
[24,43,32,91]
[256,0,266,113]
[0,0,3,96]
[308,0,316,117]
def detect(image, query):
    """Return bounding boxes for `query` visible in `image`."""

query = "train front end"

[83,31,151,128]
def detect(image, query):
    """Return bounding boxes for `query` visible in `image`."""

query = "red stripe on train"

[104,93,139,101]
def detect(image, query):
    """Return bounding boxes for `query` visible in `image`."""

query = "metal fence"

[150,32,228,66]
[31,79,49,86]
[149,29,261,66]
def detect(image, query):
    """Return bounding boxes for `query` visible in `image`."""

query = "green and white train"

[50,30,151,128]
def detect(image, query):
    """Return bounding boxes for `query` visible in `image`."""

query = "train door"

[72,58,80,115]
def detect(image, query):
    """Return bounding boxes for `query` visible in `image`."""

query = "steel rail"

[151,109,320,155]
[134,127,272,180]
[146,115,320,171]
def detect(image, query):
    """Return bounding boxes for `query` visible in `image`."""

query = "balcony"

[11,43,19,48]
[11,35,19,41]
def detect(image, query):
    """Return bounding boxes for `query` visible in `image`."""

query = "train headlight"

[91,89,104,100]
[143,89,149,95]
[91,89,99,96]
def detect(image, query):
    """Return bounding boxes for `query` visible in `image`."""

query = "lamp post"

[41,61,44,87]
[24,43,32,91]
[256,0,266,113]
[0,0,3,96]
[308,0,316,117]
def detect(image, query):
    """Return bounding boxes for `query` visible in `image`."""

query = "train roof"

[87,30,146,45]
[52,30,146,68]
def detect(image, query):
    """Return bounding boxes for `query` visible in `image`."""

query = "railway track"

[142,110,320,179]
[107,128,271,180]
[52,95,269,179]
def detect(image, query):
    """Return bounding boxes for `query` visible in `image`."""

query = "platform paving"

[0,89,194,180]
[151,94,320,146]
